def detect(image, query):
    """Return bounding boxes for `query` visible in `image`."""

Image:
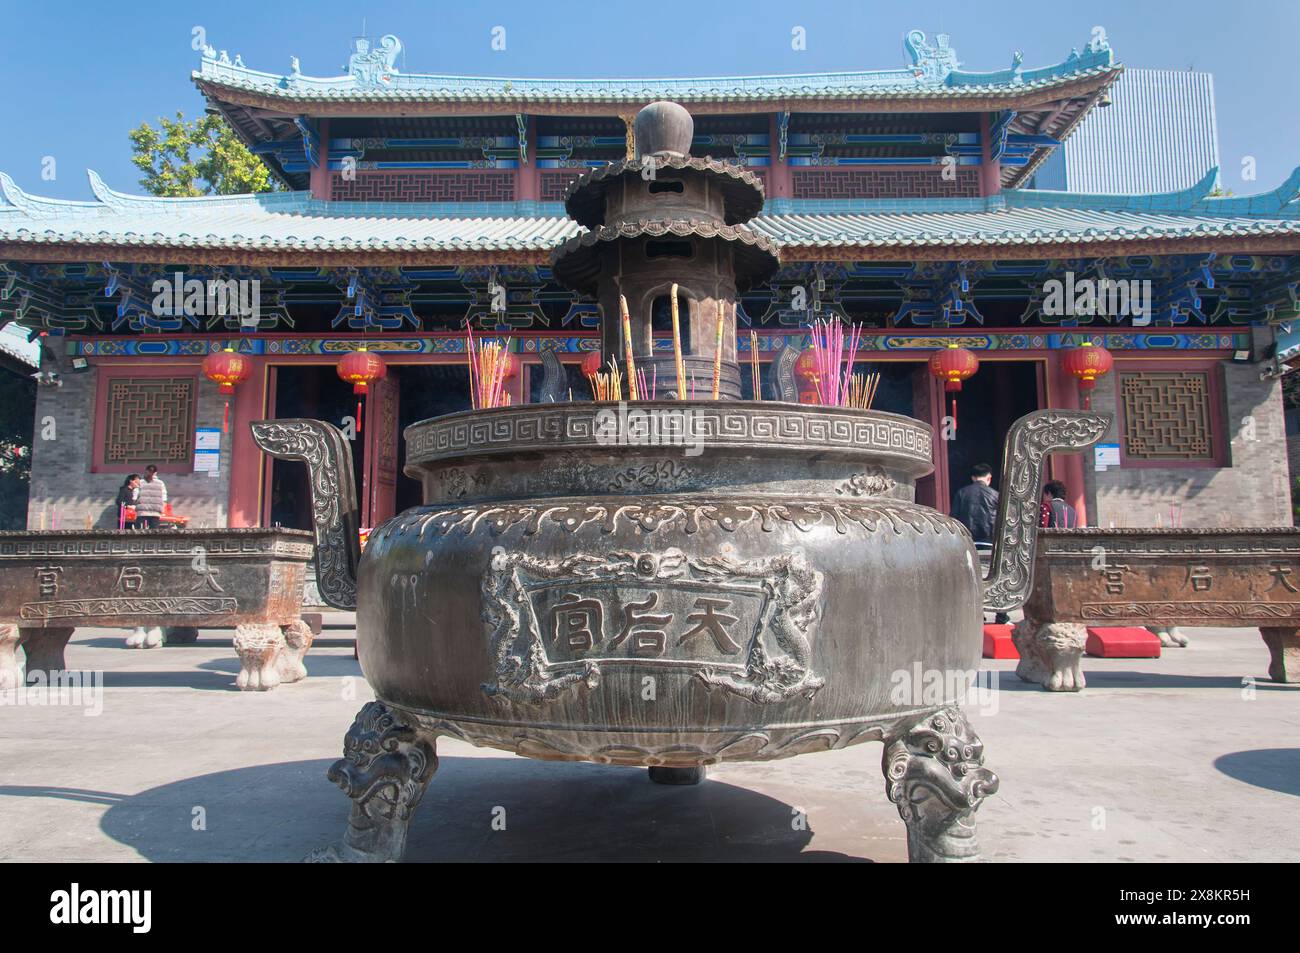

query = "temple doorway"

[267,365,365,530]
[942,360,1041,510]
[395,365,472,515]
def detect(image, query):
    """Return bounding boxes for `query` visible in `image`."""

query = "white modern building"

[1031,68,1220,194]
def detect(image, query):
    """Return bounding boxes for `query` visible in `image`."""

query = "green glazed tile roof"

[2,167,1298,256]
[193,30,1118,104]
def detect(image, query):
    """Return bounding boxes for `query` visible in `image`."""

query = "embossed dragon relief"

[836,466,895,497]
[433,466,489,500]
[480,545,825,707]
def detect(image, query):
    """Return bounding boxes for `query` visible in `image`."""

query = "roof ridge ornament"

[86,170,121,208]
[904,30,961,84]
[348,34,402,88]
[0,171,26,210]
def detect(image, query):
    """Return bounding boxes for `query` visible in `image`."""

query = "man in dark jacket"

[952,463,998,544]
[953,464,1008,624]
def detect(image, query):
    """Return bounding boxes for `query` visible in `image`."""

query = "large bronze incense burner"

[254,102,1107,863]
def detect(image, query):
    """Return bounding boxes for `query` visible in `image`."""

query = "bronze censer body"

[254,102,1106,863]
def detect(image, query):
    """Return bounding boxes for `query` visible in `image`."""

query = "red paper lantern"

[928,343,980,430]
[337,348,387,434]
[794,348,821,404]
[202,347,252,433]
[500,350,520,381]
[1061,341,1114,409]
[580,350,603,378]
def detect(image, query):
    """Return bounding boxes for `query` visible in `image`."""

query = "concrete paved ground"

[0,620,1296,862]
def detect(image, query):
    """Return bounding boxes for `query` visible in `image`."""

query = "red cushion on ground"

[983,623,1018,659]
[1085,627,1162,658]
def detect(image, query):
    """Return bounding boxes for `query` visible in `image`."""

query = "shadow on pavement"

[4,758,872,862]
[1213,749,1300,797]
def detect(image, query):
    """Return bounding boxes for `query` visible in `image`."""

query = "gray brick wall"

[1082,362,1293,528]
[25,350,232,529]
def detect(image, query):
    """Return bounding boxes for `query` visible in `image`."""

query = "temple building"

[2,29,1298,533]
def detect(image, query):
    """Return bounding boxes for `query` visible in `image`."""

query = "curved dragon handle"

[251,419,360,610]
[981,410,1110,613]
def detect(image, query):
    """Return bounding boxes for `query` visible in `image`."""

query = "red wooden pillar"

[310,119,331,200]
[362,373,400,527]
[517,116,540,202]
[767,113,793,199]
[1047,354,1089,525]
[226,354,268,528]
[978,113,1001,197]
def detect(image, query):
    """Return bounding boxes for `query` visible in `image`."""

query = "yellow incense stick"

[711,300,724,399]
[619,295,638,400]
[671,283,686,400]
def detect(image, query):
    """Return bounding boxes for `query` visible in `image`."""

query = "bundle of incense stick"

[671,283,686,400]
[711,300,725,399]
[591,360,623,401]
[465,330,511,409]
[619,294,639,400]
[749,330,761,400]
[848,371,881,410]
[809,315,864,406]
[635,366,656,402]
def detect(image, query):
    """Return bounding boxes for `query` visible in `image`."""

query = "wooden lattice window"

[1119,371,1216,462]
[104,377,196,465]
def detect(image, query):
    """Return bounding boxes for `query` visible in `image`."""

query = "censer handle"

[251,419,361,610]
[981,410,1110,613]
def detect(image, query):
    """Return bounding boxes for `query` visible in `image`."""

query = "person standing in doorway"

[951,463,998,544]
[1041,480,1078,528]
[135,465,168,530]
[952,464,1009,625]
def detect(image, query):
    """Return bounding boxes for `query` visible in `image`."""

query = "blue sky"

[2,0,1297,198]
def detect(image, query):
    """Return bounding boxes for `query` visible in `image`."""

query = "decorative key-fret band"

[404,402,933,468]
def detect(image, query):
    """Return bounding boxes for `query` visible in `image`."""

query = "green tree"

[130,112,280,196]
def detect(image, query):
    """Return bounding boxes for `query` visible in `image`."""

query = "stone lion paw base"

[1012,619,1087,692]
[1012,617,1300,691]
[304,701,999,864]
[125,627,164,649]
[1,620,314,693]
[233,620,314,691]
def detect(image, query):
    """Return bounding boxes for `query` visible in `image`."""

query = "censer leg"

[648,765,707,785]
[883,707,999,863]
[18,626,75,684]
[306,701,437,863]
[0,625,22,690]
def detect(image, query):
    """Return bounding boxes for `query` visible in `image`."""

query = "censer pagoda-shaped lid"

[551,101,777,295]
[561,101,768,229]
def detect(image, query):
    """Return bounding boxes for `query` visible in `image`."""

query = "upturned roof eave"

[191,67,1123,119]
[5,229,1299,269]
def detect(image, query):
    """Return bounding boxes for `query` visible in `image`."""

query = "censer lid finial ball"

[634,100,694,161]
